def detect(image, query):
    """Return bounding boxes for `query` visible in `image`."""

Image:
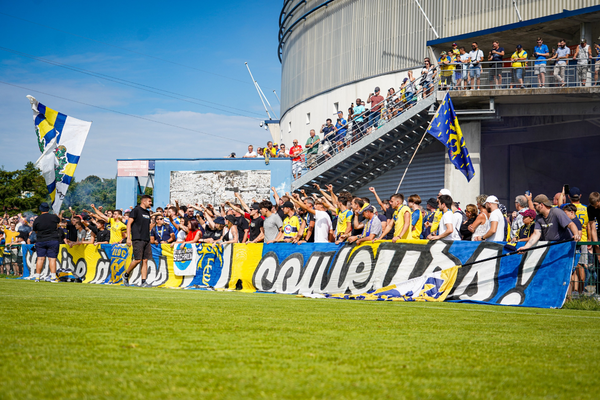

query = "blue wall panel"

[116,158,292,209]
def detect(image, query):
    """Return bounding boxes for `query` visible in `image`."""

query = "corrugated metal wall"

[352,146,445,203]
[280,0,598,114]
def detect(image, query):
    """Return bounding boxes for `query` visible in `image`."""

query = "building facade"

[279,0,600,205]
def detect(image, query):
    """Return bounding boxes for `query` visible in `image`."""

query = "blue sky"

[0,0,282,179]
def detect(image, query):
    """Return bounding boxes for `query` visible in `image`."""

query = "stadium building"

[277,0,600,206]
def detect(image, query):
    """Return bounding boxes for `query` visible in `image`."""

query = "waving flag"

[27,96,91,213]
[427,93,475,181]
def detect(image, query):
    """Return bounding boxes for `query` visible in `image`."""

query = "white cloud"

[0,81,275,179]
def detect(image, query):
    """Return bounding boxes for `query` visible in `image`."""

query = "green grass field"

[1,278,600,399]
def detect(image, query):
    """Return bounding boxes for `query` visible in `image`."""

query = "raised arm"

[226,201,245,215]
[326,184,337,205]
[271,187,281,206]
[368,187,386,211]
[291,194,315,215]
[234,193,251,213]
[91,204,109,222]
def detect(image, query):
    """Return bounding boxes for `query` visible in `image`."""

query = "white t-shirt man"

[243,151,257,158]
[488,209,506,242]
[469,49,484,66]
[460,53,470,72]
[440,210,461,241]
[313,210,332,243]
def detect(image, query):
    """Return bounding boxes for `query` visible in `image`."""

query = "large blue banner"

[18,240,576,309]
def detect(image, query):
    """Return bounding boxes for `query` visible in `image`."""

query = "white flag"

[27,95,91,214]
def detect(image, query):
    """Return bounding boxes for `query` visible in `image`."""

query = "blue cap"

[570,187,581,197]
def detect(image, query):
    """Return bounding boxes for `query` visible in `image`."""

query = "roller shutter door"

[352,150,445,203]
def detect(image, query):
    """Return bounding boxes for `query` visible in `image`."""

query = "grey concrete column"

[444,120,481,208]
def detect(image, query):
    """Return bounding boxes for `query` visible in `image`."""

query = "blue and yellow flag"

[27,96,92,213]
[426,93,475,181]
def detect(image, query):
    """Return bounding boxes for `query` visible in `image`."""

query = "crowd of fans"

[228,38,600,177]
[437,37,600,89]
[2,184,598,298]
[231,63,438,177]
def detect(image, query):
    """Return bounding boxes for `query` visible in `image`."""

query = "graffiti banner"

[20,240,576,308]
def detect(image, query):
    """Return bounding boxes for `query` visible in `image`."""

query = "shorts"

[368,112,381,129]
[36,240,60,258]
[306,153,318,169]
[454,71,462,80]
[441,74,452,85]
[512,68,524,81]
[489,62,502,77]
[577,64,589,77]
[469,65,481,78]
[577,245,589,265]
[132,240,152,260]
[534,64,546,75]
[334,132,346,143]
[292,160,302,175]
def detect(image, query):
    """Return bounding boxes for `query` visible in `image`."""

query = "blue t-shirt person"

[152,223,174,243]
[534,44,549,64]
[335,118,347,137]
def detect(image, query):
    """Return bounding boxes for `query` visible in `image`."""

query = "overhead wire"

[0,11,255,87]
[0,80,250,145]
[0,46,265,119]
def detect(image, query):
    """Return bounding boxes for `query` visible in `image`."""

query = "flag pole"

[395,90,447,193]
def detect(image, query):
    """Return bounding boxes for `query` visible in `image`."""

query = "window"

[306,113,310,124]
[334,102,339,114]
[288,121,292,133]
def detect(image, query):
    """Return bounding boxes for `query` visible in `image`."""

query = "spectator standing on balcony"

[265,141,278,157]
[552,40,571,87]
[510,45,528,89]
[404,71,418,107]
[451,42,460,56]
[334,111,347,150]
[421,58,436,97]
[367,87,384,133]
[488,40,505,89]
[243,145,257,158]
[278,144,289,158]
[353,98,366,139]
[305,129,319,169]
[533,38,549,87]
[457,47,469,89]
[439,51,452,90]
[468,42,484,90]
[289,139,303,179]
[320,118,336,155]
[573,38,592,86]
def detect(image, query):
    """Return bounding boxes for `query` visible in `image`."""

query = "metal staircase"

[292,94,437,193]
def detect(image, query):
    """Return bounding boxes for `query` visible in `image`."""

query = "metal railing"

[570,242,600,299]
[438,59,600,90]
[0,244,24,277]
[291,77,440,179]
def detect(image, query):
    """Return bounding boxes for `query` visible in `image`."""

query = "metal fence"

[0,244,24,277]
[438,59,600,90]
[571,242,600,299]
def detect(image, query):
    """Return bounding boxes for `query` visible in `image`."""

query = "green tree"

[0,162,48,214]
[63,175,116,213]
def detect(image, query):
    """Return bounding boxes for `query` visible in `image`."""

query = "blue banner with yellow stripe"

[18,240,575,308]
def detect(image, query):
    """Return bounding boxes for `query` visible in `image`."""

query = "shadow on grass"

[563,296,600,311]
